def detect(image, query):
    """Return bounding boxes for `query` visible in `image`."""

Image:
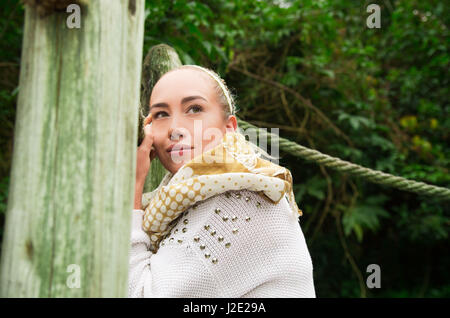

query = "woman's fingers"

[135,114,154,184]
[144,113,152,126]
[150,147,156,161]
[140,119,154,153]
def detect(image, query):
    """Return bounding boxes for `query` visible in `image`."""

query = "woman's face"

[149,68,237,174]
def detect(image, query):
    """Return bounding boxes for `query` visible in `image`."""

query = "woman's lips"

[168,147,194,156]
[171,149,191,155]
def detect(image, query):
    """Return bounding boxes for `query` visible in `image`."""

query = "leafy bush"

[0,0,448,297]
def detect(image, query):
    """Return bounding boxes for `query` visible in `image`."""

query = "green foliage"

[294,176,328,202]
[0,0,23,255]
[341,195,390,242]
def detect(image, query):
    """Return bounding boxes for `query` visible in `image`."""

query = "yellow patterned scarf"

[142,131,302,252]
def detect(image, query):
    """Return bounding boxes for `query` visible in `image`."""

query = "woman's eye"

[154,111,168,119]
[188,105,203,114]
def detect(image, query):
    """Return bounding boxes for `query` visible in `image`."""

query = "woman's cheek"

[202,128,225,151]
[154,143,166,160]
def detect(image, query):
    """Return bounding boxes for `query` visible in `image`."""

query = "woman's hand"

[134,114,156,210]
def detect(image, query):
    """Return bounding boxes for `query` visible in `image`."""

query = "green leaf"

[342,197,390,242]
[202,41,212,55]
[353,224,364,242]
[307,187,325,200]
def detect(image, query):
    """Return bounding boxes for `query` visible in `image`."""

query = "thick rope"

[237,119,450,201]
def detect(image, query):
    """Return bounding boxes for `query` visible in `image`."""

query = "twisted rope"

[237,119,450,201]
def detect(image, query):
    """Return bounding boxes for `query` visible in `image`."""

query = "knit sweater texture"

[128,189,316,298]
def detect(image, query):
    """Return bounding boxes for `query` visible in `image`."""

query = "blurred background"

[0,0,448,297]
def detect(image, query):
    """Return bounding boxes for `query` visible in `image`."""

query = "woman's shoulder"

[200,189,299,226]
[183,189,290,219]
[159,189,302,251]
[176,189,302,248]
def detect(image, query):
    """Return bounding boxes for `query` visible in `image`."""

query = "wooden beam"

[0,0,145,297]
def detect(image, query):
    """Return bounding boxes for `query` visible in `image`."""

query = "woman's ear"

[225,115,237,132]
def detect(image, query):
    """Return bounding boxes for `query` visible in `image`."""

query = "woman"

[129,65,316,298]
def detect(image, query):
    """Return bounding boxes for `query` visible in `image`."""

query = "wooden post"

[138,44,182,193]
[0,0,145,297]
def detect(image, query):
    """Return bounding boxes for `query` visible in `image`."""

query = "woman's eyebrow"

[181,96,207,104]
[149,103,168,111]
[150,96,207,111]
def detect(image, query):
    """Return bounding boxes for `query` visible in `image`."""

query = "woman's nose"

[169,128,184,140]
[167,116,191,141]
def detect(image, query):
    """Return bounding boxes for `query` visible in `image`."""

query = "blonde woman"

[129,65,316,298]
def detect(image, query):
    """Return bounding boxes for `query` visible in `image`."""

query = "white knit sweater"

[128,189,316,298]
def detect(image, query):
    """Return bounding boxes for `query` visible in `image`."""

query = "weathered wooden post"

[0,0,145,297]
[138,44,182,193]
